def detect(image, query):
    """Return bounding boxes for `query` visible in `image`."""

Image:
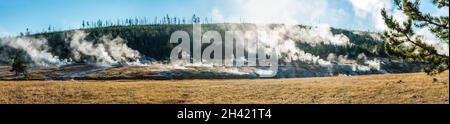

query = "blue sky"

[0,0,447,37]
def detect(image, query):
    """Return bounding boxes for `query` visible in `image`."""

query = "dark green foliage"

[26,23,386,65]
[382,0,449,75]
[10,52,28,77]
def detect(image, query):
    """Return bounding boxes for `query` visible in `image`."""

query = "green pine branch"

[382,0,449,75]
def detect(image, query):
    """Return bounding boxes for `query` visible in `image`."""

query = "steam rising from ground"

[67,31,142,65]
[1,36,63,66]
[219,23,383,77]
[0,25,392,78]
[285,24,351,46]
[255,24,353,66]
[0,30,142,67]
[3,0,441,79]
[206,0,368,75]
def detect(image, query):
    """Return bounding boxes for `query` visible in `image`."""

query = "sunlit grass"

[0,71,448,104]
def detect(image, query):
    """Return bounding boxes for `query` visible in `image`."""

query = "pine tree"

[381,0,449,75]
[192,14,197,24]
[166,14,171,24]
[82,20,85,28]
[25,28,30,36]
[10,52,28,77]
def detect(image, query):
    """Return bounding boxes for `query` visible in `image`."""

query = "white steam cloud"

[223,23,352,68]
[279,39,332,66]
[0,30,142,67]
[415,27,449,56]
[210,0,347,25]
[349,0,392,30]
[67,30,142,65]
[284,24,351,46]
[1,36,64,66]
[207,0,380,74]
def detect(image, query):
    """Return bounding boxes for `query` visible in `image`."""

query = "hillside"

[0,23,425,80]
[3,23,387,62]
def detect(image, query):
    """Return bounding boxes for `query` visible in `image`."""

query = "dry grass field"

[0,71,448,104]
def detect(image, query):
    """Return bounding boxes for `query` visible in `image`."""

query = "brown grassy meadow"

[0,71,448,104]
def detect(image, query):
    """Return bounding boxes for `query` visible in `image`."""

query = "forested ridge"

[24,23,387,62]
